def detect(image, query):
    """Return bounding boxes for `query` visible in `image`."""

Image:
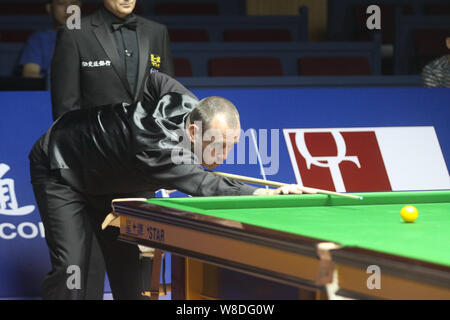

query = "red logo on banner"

[286,130,392,192]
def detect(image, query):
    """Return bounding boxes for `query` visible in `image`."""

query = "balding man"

[29,88,305,299]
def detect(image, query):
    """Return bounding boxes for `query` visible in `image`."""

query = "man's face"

[190,115,241,170]
[446,37,450,50]
[48,0,81,26]
[104,0,136,18]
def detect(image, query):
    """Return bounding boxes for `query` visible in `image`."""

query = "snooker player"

[29,88,305,299]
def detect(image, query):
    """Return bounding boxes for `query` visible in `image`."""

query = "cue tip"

[359,196,364,200]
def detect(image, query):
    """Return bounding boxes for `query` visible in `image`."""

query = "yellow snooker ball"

[400,205,418,223]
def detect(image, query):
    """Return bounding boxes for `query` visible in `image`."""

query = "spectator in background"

[19,0,81,79]
[422,37,450,88]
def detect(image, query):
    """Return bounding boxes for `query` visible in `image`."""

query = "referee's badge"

[150,54,161,69]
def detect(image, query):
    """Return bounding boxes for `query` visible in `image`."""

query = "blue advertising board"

[0,88,449,298]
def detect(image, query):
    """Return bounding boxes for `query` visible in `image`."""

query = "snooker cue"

[211,171,363,200]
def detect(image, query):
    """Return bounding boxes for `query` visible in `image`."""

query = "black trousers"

[30,154,153,300]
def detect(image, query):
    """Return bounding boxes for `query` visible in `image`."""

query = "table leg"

[171,255,187,300]
[141,249,163,300]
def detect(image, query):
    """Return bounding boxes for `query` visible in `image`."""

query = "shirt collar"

[101,5,135,25]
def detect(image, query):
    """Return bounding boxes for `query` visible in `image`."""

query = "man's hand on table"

[253,184,318,196]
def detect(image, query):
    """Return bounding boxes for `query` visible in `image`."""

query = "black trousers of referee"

[30,153,153,300]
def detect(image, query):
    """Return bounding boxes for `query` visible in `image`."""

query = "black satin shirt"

[30,92,257,197]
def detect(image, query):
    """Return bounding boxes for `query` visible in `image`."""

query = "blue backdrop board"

[0,88,449,298]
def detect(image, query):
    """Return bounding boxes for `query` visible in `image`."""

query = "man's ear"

[188,124,199,143]
[45,3,52,15]
[446,37,450,50]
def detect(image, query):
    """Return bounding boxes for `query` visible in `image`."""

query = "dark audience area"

[0,0,448,90]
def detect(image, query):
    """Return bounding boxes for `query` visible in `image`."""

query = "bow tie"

[112,17,138,31]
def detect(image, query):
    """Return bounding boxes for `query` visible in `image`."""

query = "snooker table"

[105,190,450,300]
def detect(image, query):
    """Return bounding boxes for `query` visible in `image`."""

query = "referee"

[51,0,174,119]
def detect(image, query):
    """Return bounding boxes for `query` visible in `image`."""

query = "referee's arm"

[51,27,81,120]
[159,26,174,77]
